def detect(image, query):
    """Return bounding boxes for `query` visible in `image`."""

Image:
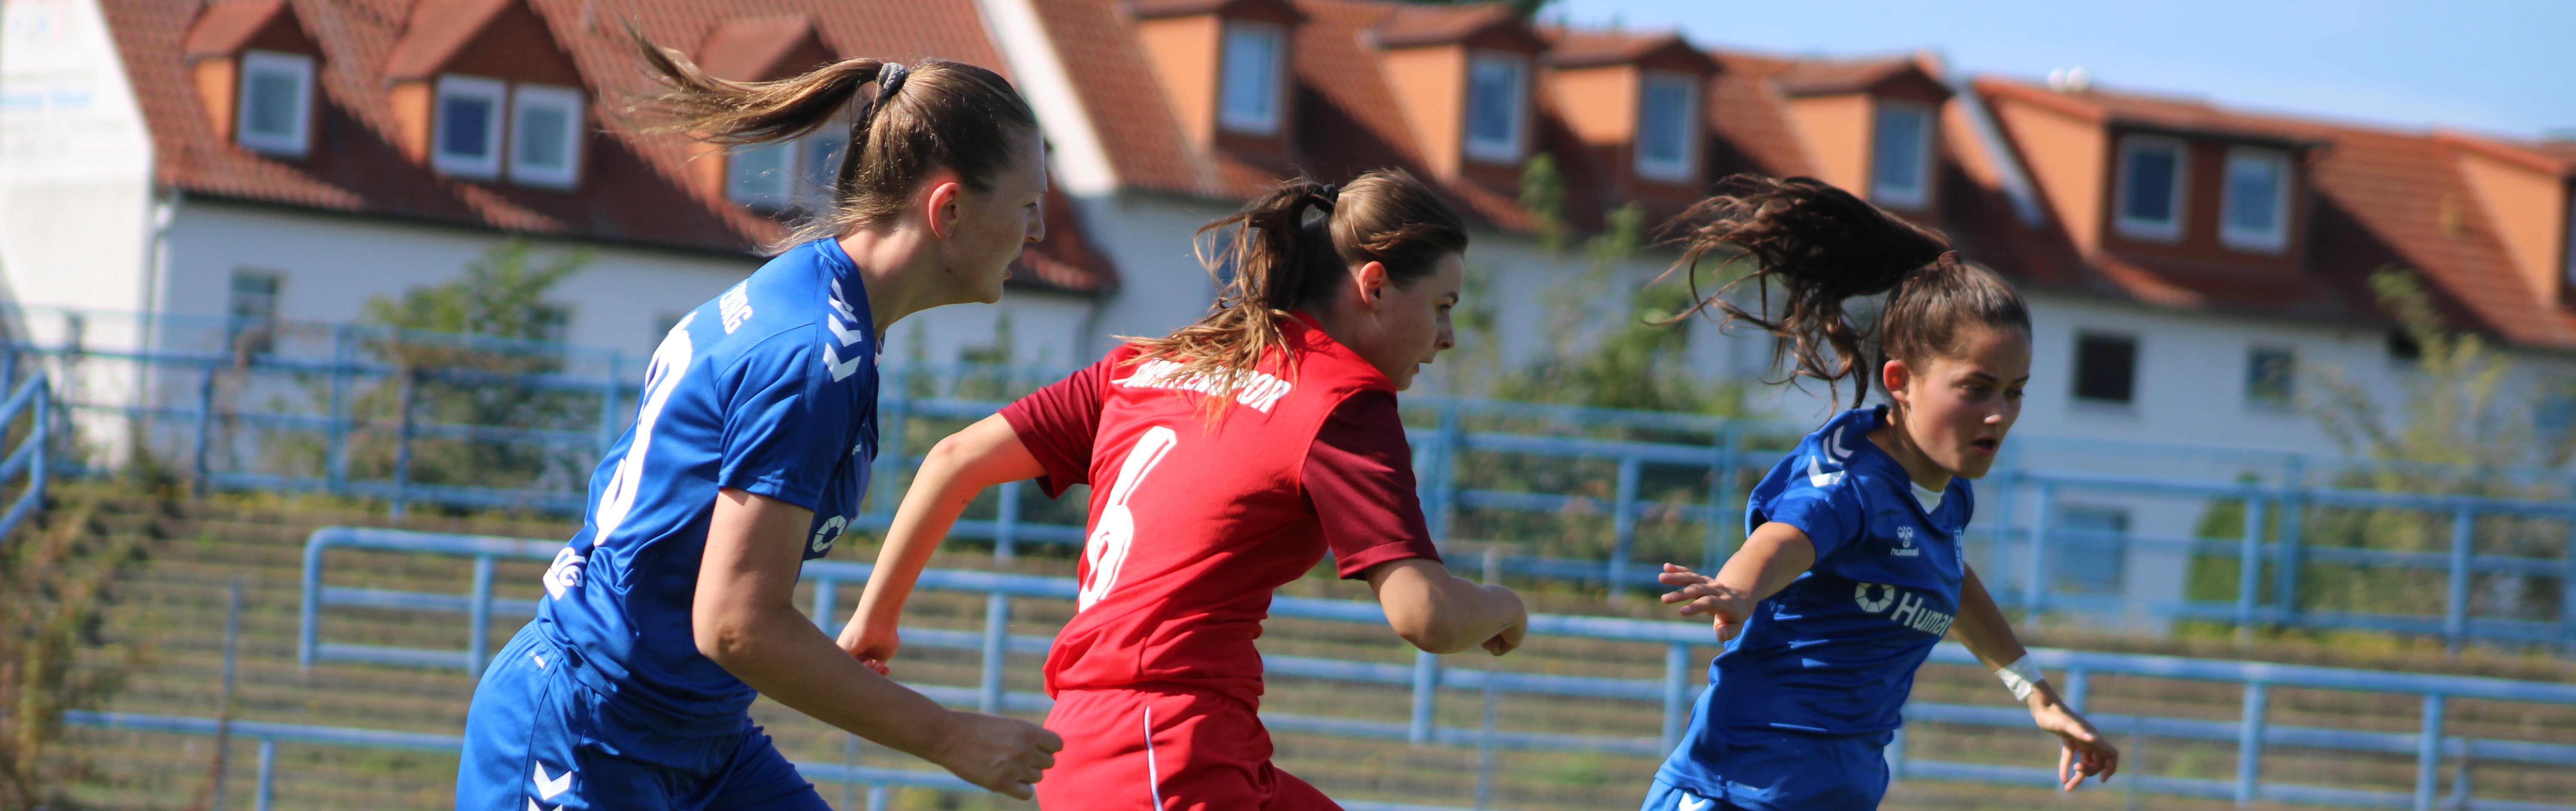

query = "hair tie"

[874,62,910,112]
[1319,183,1340,200]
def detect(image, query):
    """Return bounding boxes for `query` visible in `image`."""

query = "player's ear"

[1881,358,1911,404]
[922,174,965,240]
[1352,261,1391,310]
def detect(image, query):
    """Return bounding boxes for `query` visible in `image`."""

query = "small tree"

[0,491,152,808]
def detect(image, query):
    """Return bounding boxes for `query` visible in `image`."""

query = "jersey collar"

[1830,406,1951,515]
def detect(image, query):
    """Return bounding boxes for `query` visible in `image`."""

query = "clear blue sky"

[1552,0,2574,140]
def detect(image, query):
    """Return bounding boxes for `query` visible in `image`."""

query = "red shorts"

[1037,686,1339,811]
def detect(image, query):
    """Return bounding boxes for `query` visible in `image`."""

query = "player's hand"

[1479,585,1528,656]
[2031,700,2118,790]
[1659,563,1753,641]
[838,619,899,677]
[926,710,1063,800]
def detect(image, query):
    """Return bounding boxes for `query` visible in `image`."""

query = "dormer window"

[508,84,584,188]
[1218,22,1284,135]
[2115,135,2187,242]
[1636,71,1697,182]
[1871,100,1933,209]
[236,50,314,156]
[433,75,506,179]
[2220,147,2290,253]
[1464,52,1528,164]
[727,129,847,211]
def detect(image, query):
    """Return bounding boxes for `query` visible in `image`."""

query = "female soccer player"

[841,171,1529,810]
[455,42,1062,810]
[1640,176,2118,811]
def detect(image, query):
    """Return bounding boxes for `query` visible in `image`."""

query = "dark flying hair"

[630,31,1039,248]
[1665,175,2030,409]
[1124,170,1467,405]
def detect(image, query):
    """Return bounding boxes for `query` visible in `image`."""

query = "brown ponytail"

[1126,170,1467,404]
[630,31,1037,247]
[1668,175,2030,408]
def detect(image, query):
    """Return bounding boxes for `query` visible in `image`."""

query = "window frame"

[1216,21,1285,136]
[1634,70,1698,183]
[2072,331,2139,405]
[235,50,315,157]
[507,83,584,189]
[1462,51,1529,165]
[2113,134,2188,242]
[2245,345,2297,410]
[431,74,508,179]
[1869,99,1934,210]
[227,268,284,356]
[2220,146,2292,253]
[725,139,801,211]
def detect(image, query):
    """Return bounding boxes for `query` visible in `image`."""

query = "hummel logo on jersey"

[1677,794,1713,811]
[1854,581,1954,636]
[534,762,573,799]
[542,548,585,600]
[1892,525,1921,556]
[719,282,754,334]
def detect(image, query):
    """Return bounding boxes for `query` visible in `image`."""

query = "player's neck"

[1865,413,1954,493]
[837,227,944,336]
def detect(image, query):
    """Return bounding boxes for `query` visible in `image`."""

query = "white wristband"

[1995,655,2045,702]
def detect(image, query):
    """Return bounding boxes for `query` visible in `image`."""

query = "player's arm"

[694,487,1061,799]
[1363,558,1527,656]
[841,415,1043,669]
[1657,521,1816,641]
[1952,565,2118,790]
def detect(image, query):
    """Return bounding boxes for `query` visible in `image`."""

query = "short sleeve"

[1759,477,1869,560]
[1000,355,1113,498]
[716,328,858,511]
[1303,390,1442,579]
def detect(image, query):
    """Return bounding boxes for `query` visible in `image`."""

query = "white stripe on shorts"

[1142,705,1164,809]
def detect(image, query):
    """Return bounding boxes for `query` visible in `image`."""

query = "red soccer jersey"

[1000,314,1442,706]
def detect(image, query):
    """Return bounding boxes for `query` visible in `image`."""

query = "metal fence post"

[254,738,276,811]
[1661,643,1690,751]
[2414,693,2445,811]
[2023,481,2055,618]
[2064,666,2090,714]
[994,480,1022,563]
[1607,457,1641,601]
[193,364,217,493]
[870,366,911,522]
[1408,650,1438,745]
[1989,464,2015,583]
[2236,681,2267,806]
[1705,422,1740,574]
[325,325,351,496]
[468,555,495,677]
[391,371,416,522]
[2274,458,2305,623]
[979,591,1008,713]
[813,576,838,632]
[2445,507,2473,655]
[299,533,325,671]
[2237,497,2268,635]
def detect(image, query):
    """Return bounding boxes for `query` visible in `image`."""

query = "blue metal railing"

[11,301,2576,649]
[0,371,50,540]
[290,528,2576,811]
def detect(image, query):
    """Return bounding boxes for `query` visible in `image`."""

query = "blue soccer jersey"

[532,238,879,723]
[1653,406,1970,804]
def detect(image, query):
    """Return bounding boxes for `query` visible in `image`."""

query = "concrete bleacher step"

[40,481,2576,810]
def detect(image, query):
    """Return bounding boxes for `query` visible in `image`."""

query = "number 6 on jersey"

[1077,425,1179,611]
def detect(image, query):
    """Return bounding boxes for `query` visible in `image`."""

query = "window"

[1217,22,1283,135]
[227,269,282,355]
[2054,505,2128,595]
[531,304,570,344]
[727,141,794,209]
[2387,328,2422,362]
[2246,346,2295,409]
[1870,100,1933,209]
[509,84,583,188]
[236,50,314,156]
[2221,147,2290,252]
[801,129,847,204]
[2073,332,2136,404]
[2114,135,2187,241]
[432,75,507,178]
[1635,72,1697,182]
[1464,52,1528,164]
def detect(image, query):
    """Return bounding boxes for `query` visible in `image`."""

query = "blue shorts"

[1643,729,1892,811]
[456,623,829,811]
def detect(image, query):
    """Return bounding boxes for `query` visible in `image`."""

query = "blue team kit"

[1645,407,1971,811]
[456,240,879,811]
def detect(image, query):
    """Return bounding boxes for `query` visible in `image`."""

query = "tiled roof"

[1776,56,1920,97]
[1367,3,1523,48]
[1971,76,2576,349]
[100,0,1115,293]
